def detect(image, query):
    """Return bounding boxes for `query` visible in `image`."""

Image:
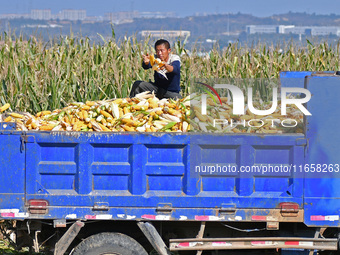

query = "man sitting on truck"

[129,39,182,99]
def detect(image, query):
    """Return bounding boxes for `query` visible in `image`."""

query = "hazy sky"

[1,0,340,17]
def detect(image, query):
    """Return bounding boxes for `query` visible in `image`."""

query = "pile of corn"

[190,95,304,133]
[0,92,304,133]
[0,92,190,132]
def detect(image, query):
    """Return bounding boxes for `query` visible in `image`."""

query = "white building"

[104,11,139,24]
[247,25,340,37]
[139,12,176,19]
[104,11,176,24]
[310,27,340,36]
[246,25,277,34]
[30,9,52,20]
[0,13,30,19]
[284,26,309,35]
[58,9,86,21]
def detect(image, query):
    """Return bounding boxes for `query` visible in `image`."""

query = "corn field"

[0,33,340,113]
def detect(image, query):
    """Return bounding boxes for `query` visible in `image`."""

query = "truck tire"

[71,232,148,255]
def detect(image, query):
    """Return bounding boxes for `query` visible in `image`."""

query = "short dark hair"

[155,39,170,49]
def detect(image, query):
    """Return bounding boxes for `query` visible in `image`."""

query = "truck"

[0,72,340,255]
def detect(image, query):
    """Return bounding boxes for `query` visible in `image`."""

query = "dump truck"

[0,72,340,255]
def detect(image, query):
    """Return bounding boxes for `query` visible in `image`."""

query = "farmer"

[129,39,182,99]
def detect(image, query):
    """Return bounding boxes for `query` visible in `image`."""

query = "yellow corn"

[82,110,88,120]
[78,111,83,120]
[71,117,76,125]
[64,116,70,124]
[100,110,113,119]
[122,125,135,131]
[0,103,10,112]
[98,123,110,131]
[42,111,51,116]
[150,54,155,66]
[26,118,33,125]
[122,118,138,127]
[132,105,148,111]
[101,118,107,125]
[119,108,124,117]
[113,99,123,104]
[73,122,81,131]
[31,121,38,129]
[40,124,56,131]
[4,116,12,122]
[232,128,241,133]
[194,110,208,122]
[86,101,96,106]
[123,107,129,115]
[166,103,177,109]
[81,105,91,110]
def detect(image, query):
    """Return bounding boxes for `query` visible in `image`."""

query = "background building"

[58,9,86,21]
[247,25,340,36]
[30,9,52,20]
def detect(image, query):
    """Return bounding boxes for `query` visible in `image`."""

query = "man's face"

[155,44,171,62]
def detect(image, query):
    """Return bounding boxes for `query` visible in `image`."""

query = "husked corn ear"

[122,125,135,131]
[86,101,96,106]
[98,123,110,131]
[40,124,56,131]
[31,121,38,129]
[82,110,88,120]
[4,116,12,122]
[149,54,155,66]
[119,108,124,117]
[123,107,130,115]
[8,113,24,119]
[78,111,84,120]
[121,118,139,127]
[82,105,91,110]
[194,110,208,122]
[113,99,123,104]
[132,105,147,111]
[100,110,113,119]
[0,103,10,112]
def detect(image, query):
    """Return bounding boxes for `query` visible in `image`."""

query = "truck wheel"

[71,232,148,255]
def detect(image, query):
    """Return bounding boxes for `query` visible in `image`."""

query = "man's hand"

[161,63,174,73]
[143,54,150,65]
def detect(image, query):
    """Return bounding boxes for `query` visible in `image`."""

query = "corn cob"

[100,110,113,119]
[40,124,56,131]
[0,103,10,112]
[4,116,12,122]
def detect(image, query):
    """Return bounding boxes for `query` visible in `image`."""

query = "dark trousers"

[129,81,182,99]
